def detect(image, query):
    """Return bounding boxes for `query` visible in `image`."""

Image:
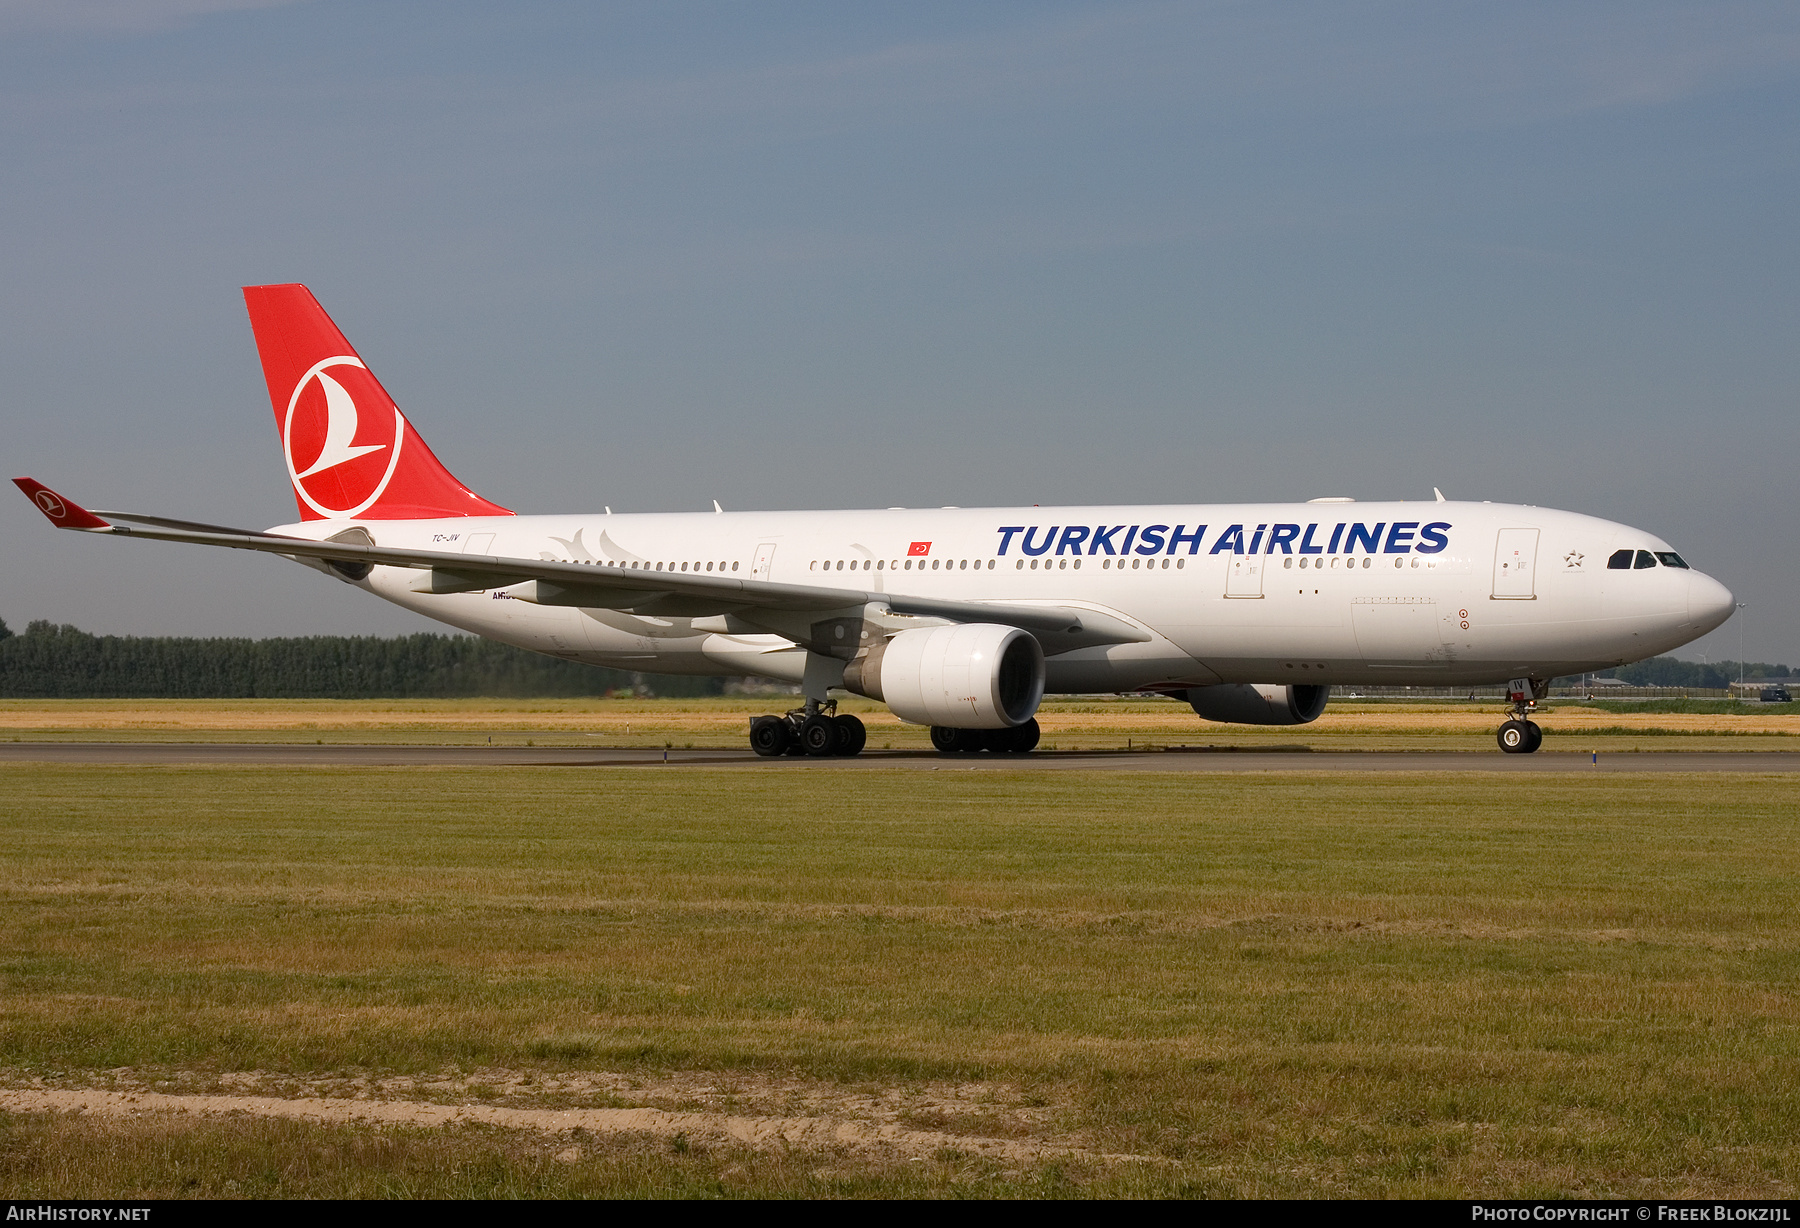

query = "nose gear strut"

[1497,677,1546,754]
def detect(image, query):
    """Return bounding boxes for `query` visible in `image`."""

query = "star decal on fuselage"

[1564,551,1584,569]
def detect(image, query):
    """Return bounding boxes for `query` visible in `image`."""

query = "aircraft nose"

[1689,572,1735,634]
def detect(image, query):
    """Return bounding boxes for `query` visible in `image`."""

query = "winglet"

[12,479,114,530]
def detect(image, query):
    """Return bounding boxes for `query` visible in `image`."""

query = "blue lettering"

[1136,524,1168,555]
[1326,523,1345,553]
[1021,526,1058,556]
[1088,524,1124,555]
[995,526,1025,556]
[1120,525,1140,554]
[1267,524,1301,554]
[1384,521,1419,553]
[1167,524,1206,555]
[1297,523,1325,554]
[1210,525,1245,555]
[1057,525,1090,556]
[1247,523,1267,554]
[1416,522,1451,554]
[1346,522,1384,553]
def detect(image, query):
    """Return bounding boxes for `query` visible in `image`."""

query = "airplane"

[14,283,1737,756]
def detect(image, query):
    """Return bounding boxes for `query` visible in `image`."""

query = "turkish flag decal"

[908,542,931,556]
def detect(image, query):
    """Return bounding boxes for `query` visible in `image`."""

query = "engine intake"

[1185,683,1329,726]
[843,624,1045,729]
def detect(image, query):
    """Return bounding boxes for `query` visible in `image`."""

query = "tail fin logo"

[282,356,406,518]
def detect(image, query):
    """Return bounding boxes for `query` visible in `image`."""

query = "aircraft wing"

[14,479,1150,650]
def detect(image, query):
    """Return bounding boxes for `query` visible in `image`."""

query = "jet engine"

[1185,683,1329,726]
[843,623,1045,728]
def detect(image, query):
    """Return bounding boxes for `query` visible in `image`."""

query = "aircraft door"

[1492,528,1539,600]
[1225,553,1264,598]
[454,532,497,593]
[752,542,777,581]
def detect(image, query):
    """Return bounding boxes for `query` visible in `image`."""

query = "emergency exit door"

[1225,553,1264,598]
[1492,528,1539,599]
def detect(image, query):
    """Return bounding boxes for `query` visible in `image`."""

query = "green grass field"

[2,761,1798,1197]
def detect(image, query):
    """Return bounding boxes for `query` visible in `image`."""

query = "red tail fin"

[242,284,512,521]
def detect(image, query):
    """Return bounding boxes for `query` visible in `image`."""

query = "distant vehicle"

[15,284,1739,756]
[1761,686,1793,703]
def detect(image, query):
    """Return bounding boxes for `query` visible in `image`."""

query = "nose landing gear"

[1496,677,1546,754]
[1497,719,1542,753]
[749,700,867,758]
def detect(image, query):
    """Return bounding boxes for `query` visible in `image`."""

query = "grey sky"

[3,1,1795,663]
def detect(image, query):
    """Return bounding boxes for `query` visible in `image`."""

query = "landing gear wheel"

[749,715,789,758]
[800,715,838,757]
[930,726,974,753]
[832,714,867,757]
[1001,718,1040,754]
[1498,719,1538,753]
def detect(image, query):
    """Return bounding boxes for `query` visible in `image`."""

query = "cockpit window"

[1656,552,1689,569]
[1607,549,1634,569]
[1634,550,1658,569]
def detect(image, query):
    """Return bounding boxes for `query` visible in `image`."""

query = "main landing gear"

[930,718,1040,755]
[749,699,867,758]
[1496,679,1545,754]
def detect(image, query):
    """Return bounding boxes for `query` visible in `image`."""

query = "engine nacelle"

[843,623,1045,728]
[1185,683,1329,726]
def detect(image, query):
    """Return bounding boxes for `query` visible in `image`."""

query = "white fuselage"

[281,500,1735,692]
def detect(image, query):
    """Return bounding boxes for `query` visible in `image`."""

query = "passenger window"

[877,560,884,570]
[1607,550,1633,569]
[1635,550,1658,569]
[1656,552,1689,569]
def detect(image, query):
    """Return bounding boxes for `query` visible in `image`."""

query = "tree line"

[0,618,723,699]
[0,616,1784,699]
[1596,656,1791,690]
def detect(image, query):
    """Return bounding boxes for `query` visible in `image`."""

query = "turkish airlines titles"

[991,520,1453,558]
